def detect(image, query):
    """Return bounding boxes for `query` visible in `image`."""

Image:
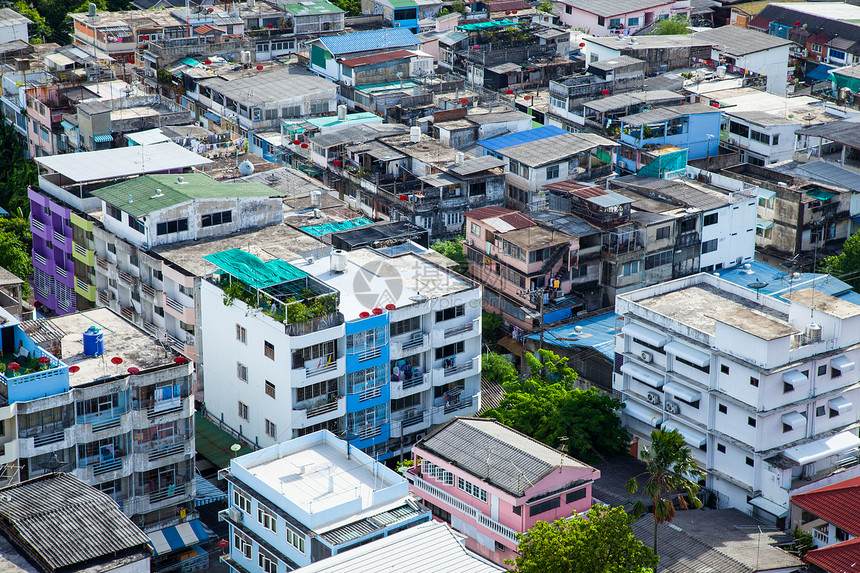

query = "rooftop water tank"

[238,160,254,176]
[331,249,348,273]
[82,326,104,357]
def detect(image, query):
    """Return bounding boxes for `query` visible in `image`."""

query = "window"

[546,164,559,179]
[565,4,571,13]
[264,341,275,360]
[830,48,847,61]
[717,443,726,454]
[258,506,277,533]
[310,101,330,115]
[154,306,164,317]
[783,422,793,433]
[457,477,488,502]
[721,364,730,375]
[265,419,276,438]
[750,130,771,145]
[818,365,827,376]
[435,305,465,322]
[423,460,454,485]
[703,213,718,226]
[107,204,122,221]
[747,416,756,427]
[237,362,248,382]
[258,549,277,573]
[566,488,586,503]
[750,376,759,387]
[238,401,249,421]
[728,121,749,138]
[233,531,252,559]
[435,341,464,360]
[156,218,189,236]
[152,269,163,282]
[811,43,822,54]
[830,406,841,419]
[265,381,276,398]
[108,243,117,254]
[234,487,252,514]
[718,404,727,414]
[621,261,640,276]
[128,216,145,234]
[236,324,246,343]
[701,239,718,254]
[296,378,338,403]
[608,17,622,28]
[597,16,605,25]
[286,525,305,553]
[471,222,481,236]
[391,316,420,337]
[746,456,754,467]
[645,250,672,269]
[627,16,639,25]
[529,496,560,516]
[656,226,671,240]
[784,381,794,393]
[833,366,843,379]
[495,541,506,552]
[201,210,233,228]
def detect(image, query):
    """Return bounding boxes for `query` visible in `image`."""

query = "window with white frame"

[233,531,252,559]
[238,401,249,421]
[258,506,277,533]
[265,419,276,438]
[237,362,248,381]
[234,487,252,514]
[457,477,488,502]
[258,548,278,573]
[621,261,640,276]
[236,324,246,343]
[286,524,306,553]
[423,460,454,485]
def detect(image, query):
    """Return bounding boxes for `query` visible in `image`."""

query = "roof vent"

[177,176,185,183]
[151,188,165,199]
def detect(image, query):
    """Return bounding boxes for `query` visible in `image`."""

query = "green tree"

[510,505,658,573]
[0,121,37,216]
[820,229,860,291]
[651,15,692,35]
[482,311,502,343]
[329,0,360,16]
[13,2,50,42]
[483,349,628,462]
[0,215,33,298]
[537,0,553,13]
[626,428,706,555]
[482,351,518,386]
[430,237,467,274]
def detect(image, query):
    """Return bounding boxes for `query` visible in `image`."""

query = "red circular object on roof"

[293,139,301,145]
[505,10,510,14]
[512,9,517,13]
[460,98,469,104]
[217,540,229,549]
[7,362,20,372]
[601,89,610,95]
[332,160,342,166]
[267,23,274,28]
[472,45,480,50]
[207,7,213,11]
[524,95,531,100]
[795,20,801,26]
[111,356,123,365]
[204,59,212,65]
[372,308,383,315]
[385,303,396,310]
[69,365,80,374]
[174,356,187,364]
[127,367,139,374]
[38,356,50,364]
[399,194,407,200]
[256,65,263,70]
[359,311,370,318]
[579,42,586,48]
[301,143,309,149]
[506,89,513,94]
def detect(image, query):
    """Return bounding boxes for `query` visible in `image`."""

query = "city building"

[615,272,860,525]
[252,0,346,61]
[0,9,31,43]
[29,142,211,317]
[556,0,678,36]
[791,476,860,552]
[407,417,600,567]
[307,28,421,81]
[218,430,431,572]
[0,473,153,573]
[200,246,482,461]
[582,34,714,75]
[0,304,197,533]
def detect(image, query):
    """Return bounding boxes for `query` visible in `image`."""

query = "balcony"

[77,408,128,433]
[96,255,109,270]
[292,396,345,428]
[392,408,425,429]
[77,454,128,478]
[390,333,429,359]
[55,266,67,279]
[141,284,155,299]
[136,435,192,462]
[442,356,478,379]
[53,230,66,244]
[292,356,345,387]
[33,252,47,267]
[409,473,518,543]
[391,373,431,400]
[431,318,480,346]
[31,218,45,234]
[119,270,133,284]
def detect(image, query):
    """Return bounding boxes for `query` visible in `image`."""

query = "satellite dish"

[748,280,769,290]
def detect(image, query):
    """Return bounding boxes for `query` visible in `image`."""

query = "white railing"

[444,319,477,338]
[358,385,383,401]
[444,357,476,377]
[53,230,65,244]
[74,244,87,257]
[34,252,47,266]
[32,219,45,232]
[306,359,338,379]
[165,296,184,313]
[56,266,67,278]
[359,424,382,440]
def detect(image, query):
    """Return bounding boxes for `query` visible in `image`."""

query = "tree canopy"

[482,350,628,462]
[820,229,860,292]
[509,505,658,573]
[0,121,37,217]
[430,237,467,274]
[651,16,692,35]
[0,214,33,298]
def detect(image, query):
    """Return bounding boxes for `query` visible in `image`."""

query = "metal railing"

[444,357,476,377]
[31,219,45,232]
[444,319,476,338]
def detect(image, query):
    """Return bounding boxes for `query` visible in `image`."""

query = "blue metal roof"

[527,312,619,360]
[717,260,853,302]
[806,63,834,82]
[318,28,420,55]
[478,125,567,152]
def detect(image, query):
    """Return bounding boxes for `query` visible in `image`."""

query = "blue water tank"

[82,326,104,357]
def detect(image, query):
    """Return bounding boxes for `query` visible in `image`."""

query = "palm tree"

[626,428,706,555]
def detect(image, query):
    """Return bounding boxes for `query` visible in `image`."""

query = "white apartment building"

[616,273,860,526]
[200,246,482,462]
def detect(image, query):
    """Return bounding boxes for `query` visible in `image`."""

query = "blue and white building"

[218,429,431,572]
[307,28,421,82]
[199,245,482,462]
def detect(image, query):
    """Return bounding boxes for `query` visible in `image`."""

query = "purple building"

[29,187,77,315]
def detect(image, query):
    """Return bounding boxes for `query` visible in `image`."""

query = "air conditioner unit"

[229,507,242,522]
[647,392,661,406]
[465,238,474,246]
[640,350,653,363]
[414,432,425,442]
[665,401,680,414]
[686,172,696,179]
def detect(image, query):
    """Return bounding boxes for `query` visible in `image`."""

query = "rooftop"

[338,49,418,68]
[587,34,714,50]
[499,132,616,167]
[792,476,860,537]
[0,8,32,27]
[91,173,279,218]
[317,28,420,56]
[692,25,795,56]
[417,417,597,498]
[298,521,504,572]
[34,141,211,183]
[717,260,855,303]
[465,206,536,230]
[620,103,721,126]
[796,118,860,148]
[613,175,734,212]
[500,224,573,249]
[588,55,645,71]
[43,308,184,386]
[478,124,567,152]
[584,90,686,114]
[562,0,674,17]
[783,288,860,319]
[281,0,345,15]
[531,311,619,360]
[202,67,335,108]
[805,537,860,573]
[0,473,151,572]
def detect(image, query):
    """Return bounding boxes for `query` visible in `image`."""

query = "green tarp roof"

[806,189,835,201]
[457,19,518,31]
[300,217,372,237]
[204,248,308,289]
[195,412,254,469]
[91,174,278,218]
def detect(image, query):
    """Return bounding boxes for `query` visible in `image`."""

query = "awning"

[662,420,707,448]
[663,381,701,403]
[93,134,113,143]
[806,189,835,201]
[60,120,76,131]
[783,370,808,385]
[757,188,776,201]
[664,341,709,368]
[622,400,663,427]
[806,63,834,82]
[621,362,664,388]
[194,474,227,507]
[622,323,667,348]
[781,411,807,430]
[831,355,855,373]
[147,519,213,556]
[749,496,788,518]
[783,430,860,465]
[756,217,774,230]
[829,396,852,415]
[204,111,221,124]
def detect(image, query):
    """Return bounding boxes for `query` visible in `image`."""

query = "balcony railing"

[79,454,125,476]
[78,409,126,432]
[358,385,383,402]
[165,296,184,313]
[34,252,47,266]
[401,333,426,350]
[304,399,339,419]
[96,256,109,270]
[358,346,383,362]
[444,357,476,377]
[444,319,475,338]
[443,394,474,414]
[56,266,67,279]
[53,230,65,244]
[118,270,133,284]
[140,436,190,462]
[31,219,45,232]
[402,373,427,390]
[141,284,155,298]
[357,424,382,441]
[33,429,66,447]
[305,358,338,379]
[74,244,87,257]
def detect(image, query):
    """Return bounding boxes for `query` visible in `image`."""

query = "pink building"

[464,206,579,333]
[408,417,600,567]
[557,0,680,36]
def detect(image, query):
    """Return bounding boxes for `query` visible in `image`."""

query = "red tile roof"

[805,537,860,573]
[544,180,608,198]
[193,24,224,35]
[748,15,771,30]
[338,49,416,68]
[485,0,531,12]
[498,212,535,229]
[464,206,535,229]
[792,476,860,537]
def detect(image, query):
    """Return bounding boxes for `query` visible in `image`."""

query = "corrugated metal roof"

[318,28,420,56]
[528,211,598,236]
[562,0,672,17]
[806,537,860,572]
[478,125,567,152]
[282,0,344,15]
[319,503,426,545]
[620,103,720,127]
[464,205,517,220]
[692,25,795,57]
[449,155,505,176]
[339,49,417,68]
[500,132,617,167]
[417,418,595,498]
[0,473,151,571]
[528,312,618,359]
